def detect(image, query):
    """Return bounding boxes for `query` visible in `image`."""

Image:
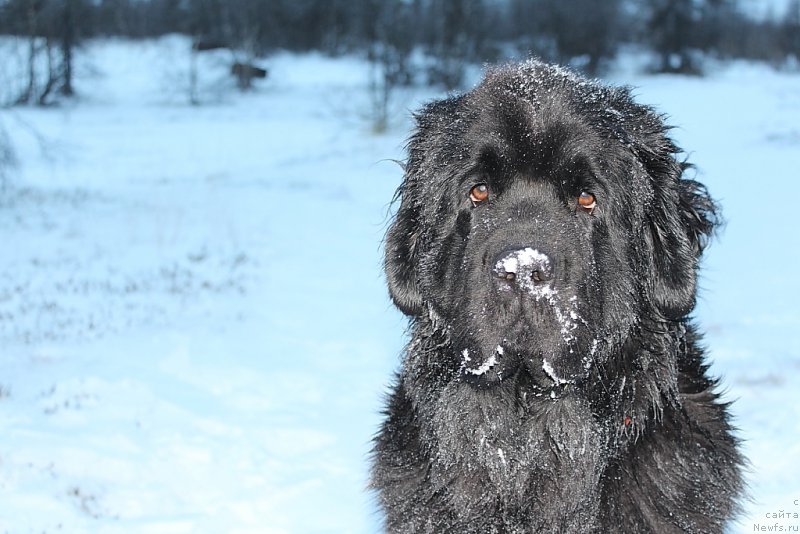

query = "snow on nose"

[493,247,554,295]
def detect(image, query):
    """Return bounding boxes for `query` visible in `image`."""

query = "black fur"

[371,61,744,533]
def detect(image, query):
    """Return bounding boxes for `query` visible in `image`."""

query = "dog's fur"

[371,61,744,533]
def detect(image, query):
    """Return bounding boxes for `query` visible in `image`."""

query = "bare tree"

[59,0,76,96]
[543,0,623,74]
[365,0,414,133]
[15,0,44,105]
[5,0,88,105]
[425,0,485,90]
[781,0,800,63]
[644,0,702,74]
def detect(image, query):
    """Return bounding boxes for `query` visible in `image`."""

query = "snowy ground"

[0,37,798,533]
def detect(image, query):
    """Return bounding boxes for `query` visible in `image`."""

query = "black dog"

[371,61,744,533]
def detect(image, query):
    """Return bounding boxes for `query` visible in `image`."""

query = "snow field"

[0,37,798,533]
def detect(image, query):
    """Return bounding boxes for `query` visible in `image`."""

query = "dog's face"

[386,63,716,391]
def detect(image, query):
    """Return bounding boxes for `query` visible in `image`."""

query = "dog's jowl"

[371,61,744,533]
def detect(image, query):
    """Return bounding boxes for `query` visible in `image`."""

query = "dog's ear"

[631,117,718,320]
[385,97,463,317]
[385,182,424,316]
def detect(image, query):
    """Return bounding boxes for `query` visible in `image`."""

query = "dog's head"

[386,61,717,389]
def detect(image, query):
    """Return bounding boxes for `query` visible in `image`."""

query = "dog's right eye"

[577,191,597,214]
[469,183,490,205]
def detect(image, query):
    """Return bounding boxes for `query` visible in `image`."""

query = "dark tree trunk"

[60,0,75,97]
[17,0,39,105]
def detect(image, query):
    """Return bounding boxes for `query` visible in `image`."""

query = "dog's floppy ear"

[631,117,718,320]
[385,180,424,316]
[385,97,463,317]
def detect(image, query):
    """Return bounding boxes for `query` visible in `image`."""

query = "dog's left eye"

[470,183,490,205]
[577,192,596,214]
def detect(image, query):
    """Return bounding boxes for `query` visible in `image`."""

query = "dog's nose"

[492,247,553,287]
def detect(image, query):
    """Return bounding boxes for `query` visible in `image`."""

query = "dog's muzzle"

[492,247,554,295]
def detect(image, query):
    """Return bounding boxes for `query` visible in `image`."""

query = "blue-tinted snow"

[0,37,798,533]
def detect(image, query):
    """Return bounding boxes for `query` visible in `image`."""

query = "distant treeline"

[0,0,799,103]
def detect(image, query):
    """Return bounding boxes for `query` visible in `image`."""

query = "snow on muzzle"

[492,247,554,296]
[490,247,581,344]
[454,247,599,386]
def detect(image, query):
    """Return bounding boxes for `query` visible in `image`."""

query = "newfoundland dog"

[371,61,744,533]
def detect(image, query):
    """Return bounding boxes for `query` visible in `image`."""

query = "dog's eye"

[470,183,490,205]
[577,192,596,214]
